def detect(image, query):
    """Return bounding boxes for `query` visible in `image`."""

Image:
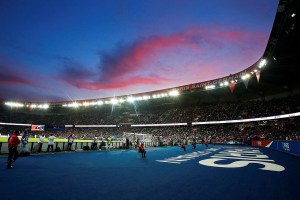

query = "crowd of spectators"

[0,95,299,144]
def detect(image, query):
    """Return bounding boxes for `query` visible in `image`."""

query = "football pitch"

[0,145,299,200]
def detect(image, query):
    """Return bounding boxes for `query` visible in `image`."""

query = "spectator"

[67,134,74,151]
[47,134,56,152]
[37,134,45,153]
[7,130,21,169]
[21,130,29,152]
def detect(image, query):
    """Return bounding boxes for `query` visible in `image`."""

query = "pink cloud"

[59,26,267,91]
[64,75,172,90]
[0,61,34,86]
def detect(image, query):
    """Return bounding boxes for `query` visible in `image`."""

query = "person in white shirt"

[37,134,45,153]
[47,134,56,152]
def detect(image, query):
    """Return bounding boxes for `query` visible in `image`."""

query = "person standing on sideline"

[67,134,74,151]
[7,130,21,169]
[21,130,29,152]
[204,139,209,147]
[180,143,186,151]
[92,136,98,150]
[37,134,45,153]
[138,143,146,158]
[192,138,196,149]
[107,136,112,150]
[47,134,56,152]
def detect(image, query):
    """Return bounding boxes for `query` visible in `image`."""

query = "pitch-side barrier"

[0,141,154,154]
[252,140,300,157]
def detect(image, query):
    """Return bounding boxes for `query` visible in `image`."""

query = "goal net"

[123,132,153,144]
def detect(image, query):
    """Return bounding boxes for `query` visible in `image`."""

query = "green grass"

[0,137,93,143]
[0,137,121,143]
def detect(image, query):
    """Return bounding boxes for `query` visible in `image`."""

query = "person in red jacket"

[180,143,186,151]
[138,143,146,158]
[7,130,21,169]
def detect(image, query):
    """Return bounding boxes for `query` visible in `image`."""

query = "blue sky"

[0,0,278,102]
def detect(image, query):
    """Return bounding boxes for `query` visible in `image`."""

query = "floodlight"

[205,85,216,90]
[224,81,229,86]
[241,74,250,80]
[5,102,24,107]
[169,90,179,96]
[110,98,118,104]
[258,59,267,68]
[142,96,150,100]
[136,96,143,101]
[291,13,296,17]
[69,102,80,107]
[38,104,49,109]
[83,102,90,106]
[97,100,103,105]
[127,96,135,103]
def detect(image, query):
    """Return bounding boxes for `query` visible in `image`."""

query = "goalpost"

[123,132,153,145]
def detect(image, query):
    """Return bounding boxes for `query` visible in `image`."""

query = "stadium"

[0,0,300,200]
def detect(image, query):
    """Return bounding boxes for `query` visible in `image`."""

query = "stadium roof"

[180,0,300,104]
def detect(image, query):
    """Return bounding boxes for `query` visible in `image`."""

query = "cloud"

[57,56,98,82]
[57,26,267,91]
[98,33,202,80]
[0,56,34,86]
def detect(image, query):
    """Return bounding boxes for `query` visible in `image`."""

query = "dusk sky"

[0,0,278,102]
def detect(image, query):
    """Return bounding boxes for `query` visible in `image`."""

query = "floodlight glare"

[97,100,103,105]
[127,96,135,103]
[220,83,224,87]
[205,85,216,90]
[136,96,143,101]
[224,81,229,86]
[69,102,80,108]
[142,96,150,100]
[110,98,118,104]
[258,59,267,68]
[241,74,250,80]
[291,13,296,17]
[5,102,24,107]
[169,90,179,96]
[83,102,90,106]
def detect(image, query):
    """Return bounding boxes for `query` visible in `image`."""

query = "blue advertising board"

[268,141,300,157]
